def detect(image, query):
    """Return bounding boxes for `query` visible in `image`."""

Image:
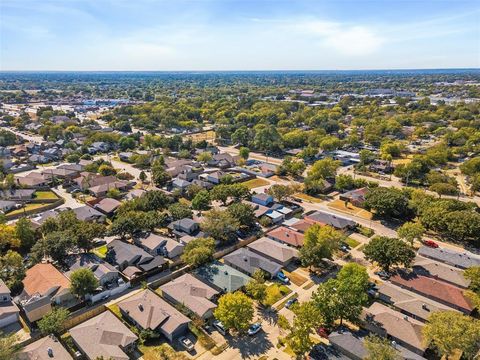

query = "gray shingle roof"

[417,246,480,269]
[195,261,252,293]
[223,248,283,276]
[306,211,356,229]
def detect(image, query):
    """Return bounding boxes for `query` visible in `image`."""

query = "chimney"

[138,303,144,311]
[403,315,409,321]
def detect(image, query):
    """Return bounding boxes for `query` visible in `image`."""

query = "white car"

[247,323,262,336]
[179,336,194,352]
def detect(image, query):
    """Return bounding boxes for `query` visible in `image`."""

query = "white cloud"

[294,20,385,56]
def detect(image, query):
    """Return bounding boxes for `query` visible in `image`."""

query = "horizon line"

[1,67,479,73]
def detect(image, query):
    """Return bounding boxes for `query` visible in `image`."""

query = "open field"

[242,178,270,189]
[327,199,373,220]
[34,190,59,200]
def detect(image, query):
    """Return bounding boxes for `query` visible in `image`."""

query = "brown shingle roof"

[17,335,73,360]
[390,271,474,313]
[247,237,299,264]
[267,226,305,247]
[118,289,190,334]
[160,274,218,318]
[69,311,137,360]
[23,263,70,298]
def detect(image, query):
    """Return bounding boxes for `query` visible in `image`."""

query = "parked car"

[424,240,439,248]
[285,297,298,309]
[276,271,290,284]
[316,327,330,338]
[213,320,226,335]
[374,271,390,280]
[247,323,262,336]
[179,336,194,352]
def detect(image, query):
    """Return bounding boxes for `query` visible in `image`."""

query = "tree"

[313,263,369,327]
[364,187,411,219]
[397,221,425,246]
[214,292,254,333]
[151,165,171,187]
[299,225,343,267]
[445,210,480,242]
[364,335,400,360]
[191,190,211,210]
[139,170,147,183]
[0,332,20,360]
[15,217,36,252]
[429,182,459,197]
[181,237,215,267]
[110,211,164,239]
[38,307,70,335]
[0,250,25,294]
[70,268,99,299]
[168,203,193,221]
[423,311,480,358]
[245,270,267,301]
[286,301,323,358]
[31,231,74,264]
[465,266,480,293]
[74,222,106,253]
[307,157,341,180]
[106,188,122,199]
[98,164,116,176]
[227,202,256,229]
[267,184,300,202]
[201,209,240,242]
[363,236,415,272]
[196,151,212,163]
[0,224,19,251]
[239,147,250,160]
[278,156,306,177]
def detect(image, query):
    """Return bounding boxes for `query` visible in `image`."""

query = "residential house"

[118,289,190,342]
[306,210,356,230]
[247,237,299,266]
[73,173,117,191]
[190,179,214,190]
[168,218,200,236]
[361,302,426,356]
[267,226,305,247]
[286,217,318,233]
[223,248,283,277]
[89,180,131,198]
[159,273,219,319]
[376,282,458,323]
[64,254,119,286]
[413,256,470,289]
[0,200,17,213]
[15,173,50,188]
[0,189,35,201]
[390,271,474,314]
[69,310,138,360]
[118,152,135,162]
[0,280,20,329]
[136,233,184,258]
[208,153,240,168]
[417,246,480,270]
[126,188,146,200]
[20,263,74,322]
[106,239,157,272]
[369,159,393,174]
[195,261,252,294]
[339,188,368,207]
[94,198,122,216]
[17,335,73,360]
[72,206,106,222]
[264,209,285,224]
[251,193,274,207]
[328,328,426,360]
[171,178,191,191]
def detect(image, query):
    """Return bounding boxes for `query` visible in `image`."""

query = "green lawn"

[139,341,188,360]
[344,237,360,248]
[93,245,108,259]
[34,190,58,200]
[275,292,298,311]
[263,284,292,307]
[7,203,50,216]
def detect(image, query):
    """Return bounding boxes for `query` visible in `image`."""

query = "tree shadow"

[226,331,273,359]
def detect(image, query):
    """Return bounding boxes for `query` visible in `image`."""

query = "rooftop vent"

[47,347,53,357]
[138,303,144,311]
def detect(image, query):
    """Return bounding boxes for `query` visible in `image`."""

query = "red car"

[316,327,330,338]
[424,240,439,248]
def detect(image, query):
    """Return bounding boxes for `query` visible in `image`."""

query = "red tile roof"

[390,272,474,313]
[267,226,305,247]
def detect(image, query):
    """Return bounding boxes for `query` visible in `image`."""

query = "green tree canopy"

[213,292,254,333]
[363,236,415,272]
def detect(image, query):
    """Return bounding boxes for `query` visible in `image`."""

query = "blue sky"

[1,0,479,70]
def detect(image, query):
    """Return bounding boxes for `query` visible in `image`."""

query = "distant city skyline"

[1,0,479,71]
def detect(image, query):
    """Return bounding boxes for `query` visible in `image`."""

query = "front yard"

[242,178,270,189]
[262,283,292,307]
[327,199,372,220]
[34,190,59,200]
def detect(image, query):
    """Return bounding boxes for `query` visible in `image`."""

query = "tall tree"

[181,237,215,267]
[70,268,99,299]
[38,307,70,336]
[363,236,415,272]
[0,332,20,360]
[214,292,254,333]
[15,217,36,252]
[299,225,343,267]
[364,335,400,360]
[423,311,480,359]
[397,221,425,246]
[201,209,240,243]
